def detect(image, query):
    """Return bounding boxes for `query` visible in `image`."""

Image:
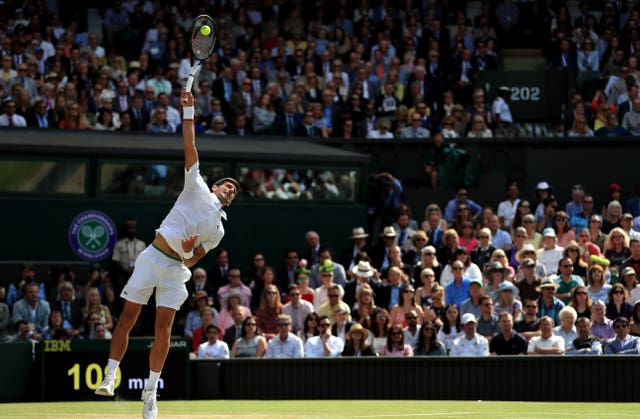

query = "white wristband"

[183,106,195,120]
[183,250,194,259]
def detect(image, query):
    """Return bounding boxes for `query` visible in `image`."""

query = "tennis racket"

[184,14,218,94]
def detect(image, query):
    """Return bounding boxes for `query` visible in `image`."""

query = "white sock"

[146,370,161,391]
[106,359,120,377]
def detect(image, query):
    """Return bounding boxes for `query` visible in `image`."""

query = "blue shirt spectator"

[444,188,482,223]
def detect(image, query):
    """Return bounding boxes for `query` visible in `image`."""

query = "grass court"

[1,400,639,419]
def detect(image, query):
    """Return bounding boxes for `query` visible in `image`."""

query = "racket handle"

[185,62,203,93]
[185,74,196,93]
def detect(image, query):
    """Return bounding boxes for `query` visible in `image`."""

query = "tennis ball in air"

[200,25,211,36]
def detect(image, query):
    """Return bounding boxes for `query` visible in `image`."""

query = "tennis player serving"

[95,90,239,419]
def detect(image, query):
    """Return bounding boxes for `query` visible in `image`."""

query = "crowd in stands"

[1,0,566,139]
[3,178,640,357]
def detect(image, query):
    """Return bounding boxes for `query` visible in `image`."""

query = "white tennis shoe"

[142,389,158,419]
[94,374,115,397]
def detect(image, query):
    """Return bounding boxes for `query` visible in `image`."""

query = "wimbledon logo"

[68,210,117,262]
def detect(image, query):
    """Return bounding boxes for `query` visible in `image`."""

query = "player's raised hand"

[182,90,194,107]
[181,234,200,253]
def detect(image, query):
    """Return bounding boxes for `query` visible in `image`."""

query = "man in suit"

[113,80,133,114]
[229,77,254,119]
[302,231,322,266]
[129,94,150,131]
[207,249,232,294]
[356,102,378,138]
[212,66,239,107]
[550,38,578,73]
[11,282,50,339]
[340,227,371,274]
[248,65,267,98]
[276,249,301,291]
[25,99,56,128]
[285,48,307,81]
[51,281,83,337]
[273,98,300,136]
[294,110,321,138]
[223,305,246,349]
[352,67,378,103]
[224,114,250,136]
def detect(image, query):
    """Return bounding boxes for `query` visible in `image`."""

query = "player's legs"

[149,306,177,372]
[109,300,143,361]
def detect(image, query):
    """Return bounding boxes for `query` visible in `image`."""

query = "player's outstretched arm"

[181,90,198,171]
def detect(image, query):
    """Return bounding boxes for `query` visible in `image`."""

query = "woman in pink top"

[379,324,413,357]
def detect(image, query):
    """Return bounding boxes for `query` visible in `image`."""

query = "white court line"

[301,412,640,419]
[302,413,477,419]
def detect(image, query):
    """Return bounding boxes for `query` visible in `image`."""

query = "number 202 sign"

[475,70,571,122]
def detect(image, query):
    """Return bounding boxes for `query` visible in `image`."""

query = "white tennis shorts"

[120,245,190,310]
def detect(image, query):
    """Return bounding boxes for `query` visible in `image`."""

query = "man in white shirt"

[0,99,27,127]
[96,91,239,419]
[497,182,520,229]
[304,316,344,357]
[197,324,230,359]
[265,314,304,358]
[537,228,564,276]
[527,316,565,355]
[450,313,490,356]
[282,284,314,334]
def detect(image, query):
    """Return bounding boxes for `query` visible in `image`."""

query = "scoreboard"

[41,338,189,401]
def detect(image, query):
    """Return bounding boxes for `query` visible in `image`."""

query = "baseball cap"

[461,313,476,325]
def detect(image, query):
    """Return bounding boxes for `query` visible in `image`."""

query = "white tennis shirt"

[156,162,226,270]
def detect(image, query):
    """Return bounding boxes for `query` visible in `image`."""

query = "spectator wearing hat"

[537,228,564,277]
[604,316,640,354]
[309,247,347,289]
[516,257,542,302]
[265,314,304,358]
[304,315,344,357]
[621,213,640,240]
[495,280,522,319]
[344,261,381,308]
[492,86,514,137]
[527,316,565,355]
[617,236,640,281]
[537,277,565,325]
[342,323,376,356]
[619,266,640,305]
[533,181,553,223]
[450,313,490,356]
[340,227,369,278]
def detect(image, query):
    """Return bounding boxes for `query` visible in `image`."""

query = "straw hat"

[345,323,370,340]
[536,277,560,292]
[352,261,374,277]
[516,244,538,263]
[350,227,369,239]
